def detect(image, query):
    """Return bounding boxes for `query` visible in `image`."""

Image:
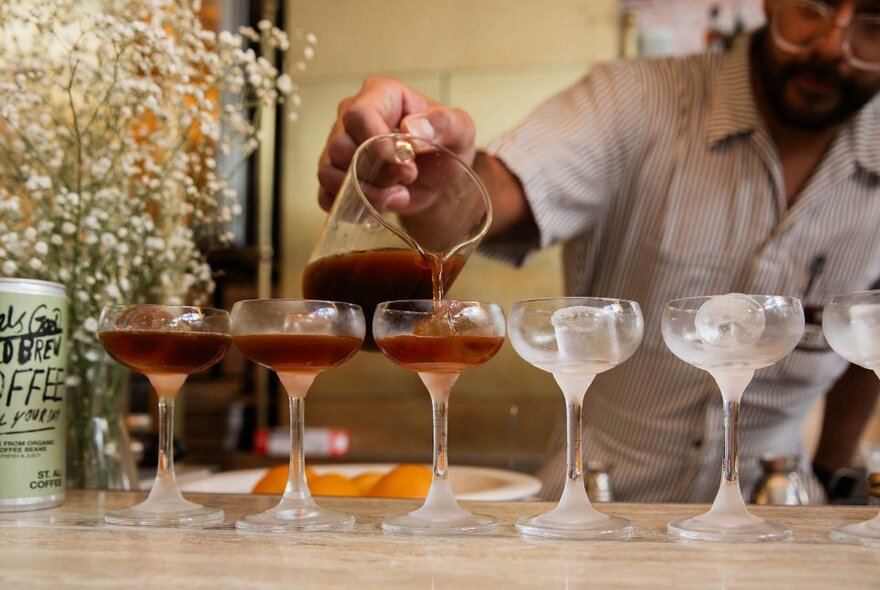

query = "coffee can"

[0,278,68,511]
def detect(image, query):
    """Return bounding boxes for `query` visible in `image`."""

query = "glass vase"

[66,352,139,490]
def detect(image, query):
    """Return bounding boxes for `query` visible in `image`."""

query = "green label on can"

[0,288,68,501]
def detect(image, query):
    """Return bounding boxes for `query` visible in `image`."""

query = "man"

[316,0,880,503]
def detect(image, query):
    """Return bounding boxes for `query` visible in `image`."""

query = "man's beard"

[755,32,878,131]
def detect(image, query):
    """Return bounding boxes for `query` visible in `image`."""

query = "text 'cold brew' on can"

[0,278,68,511]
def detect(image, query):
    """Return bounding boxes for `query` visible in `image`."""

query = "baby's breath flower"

[276,73,293,95]
[82,317,99,333]
[0,0,314,441]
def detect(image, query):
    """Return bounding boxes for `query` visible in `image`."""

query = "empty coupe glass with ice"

[231,299,364,532]
[508,297,643,539]
[373,299,505,535]
[823,289,880,546]
[98,305,231,526]
[662,294,804,542]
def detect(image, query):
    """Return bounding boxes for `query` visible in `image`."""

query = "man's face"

[759,0,880,130]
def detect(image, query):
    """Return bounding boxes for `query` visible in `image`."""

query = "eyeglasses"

[771,0,880,72]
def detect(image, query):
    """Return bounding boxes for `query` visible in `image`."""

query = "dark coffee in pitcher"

[302,248,466,350]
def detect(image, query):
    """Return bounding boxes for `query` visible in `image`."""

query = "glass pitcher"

[303,133,492,348]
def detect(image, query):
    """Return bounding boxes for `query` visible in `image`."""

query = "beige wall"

[280,0,619,399]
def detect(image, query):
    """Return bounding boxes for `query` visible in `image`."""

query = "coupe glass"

[823,289,880,546]
[373,299,505,535]
[662,294,804,542]
[508,297,643,539]
[231,299,364,532]
[98,305,231,526]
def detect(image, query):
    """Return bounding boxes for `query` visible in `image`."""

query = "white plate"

[181,464,542,501]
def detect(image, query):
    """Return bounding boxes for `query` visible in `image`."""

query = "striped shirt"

[483,36,880,503]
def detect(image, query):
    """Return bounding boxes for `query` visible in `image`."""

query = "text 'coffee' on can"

[0,278,68,511]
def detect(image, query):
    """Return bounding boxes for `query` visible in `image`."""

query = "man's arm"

[473,151,534,238]
[812,363,880,495]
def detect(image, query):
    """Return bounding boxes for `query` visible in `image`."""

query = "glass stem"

[722,399,740,484]
[144,374,186,502]
[145,390,185,503]
[556,397,597,512]
[283,395,312,502]
[157,395,175,482]
[566,400,584,486]
[417,372,461,513]
[432,398,449,481]
[553,373,594,511]
[704,370,755,522]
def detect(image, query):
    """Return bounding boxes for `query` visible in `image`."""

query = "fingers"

[360,183,411,212]
[317,151,345,211]
[342,77,430,143]
[316,77,476,211]
[401,106,476,164]
[318,78,416,210]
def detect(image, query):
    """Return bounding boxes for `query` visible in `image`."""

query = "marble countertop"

[1,490,878,589]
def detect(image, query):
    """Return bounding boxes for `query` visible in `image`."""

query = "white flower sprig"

[0,0,314,387]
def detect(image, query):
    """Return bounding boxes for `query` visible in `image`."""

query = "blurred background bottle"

[751,455,810,505]
[705,5,726,52]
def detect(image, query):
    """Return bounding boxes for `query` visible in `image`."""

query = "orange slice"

[351,472,383,495]
[252,465,316,495]
[308,473,361,497]
[367,464,432,498]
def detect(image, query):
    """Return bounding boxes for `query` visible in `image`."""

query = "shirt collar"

[706,36,764,147]
[849,94,880,177]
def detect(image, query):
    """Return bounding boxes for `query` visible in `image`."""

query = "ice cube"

[695,293,765,349]
[413,300,483,336]
[551,305,614,359]
[849,303,880,363]
[413,312,454,337]
[850,303,880,326]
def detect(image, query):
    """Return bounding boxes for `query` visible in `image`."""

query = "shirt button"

[693,438,703,449]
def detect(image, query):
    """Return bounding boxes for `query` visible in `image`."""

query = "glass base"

[235,500,355,533]
[668,515,792,542]
[105,498,224,527]
[381,509,497,536]
[381,478,497,536]
[516,512,632,539]
[829,514,880,546]
[668,479,792,542]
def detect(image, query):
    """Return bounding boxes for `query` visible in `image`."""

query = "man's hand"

[317,77,477,212]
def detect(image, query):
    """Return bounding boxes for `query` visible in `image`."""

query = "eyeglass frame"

[769,0,880,72]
